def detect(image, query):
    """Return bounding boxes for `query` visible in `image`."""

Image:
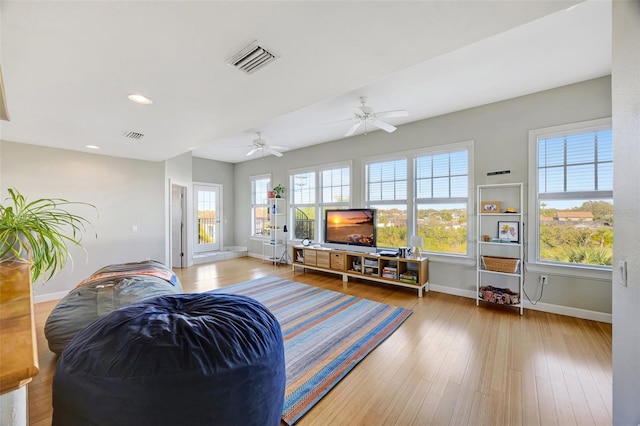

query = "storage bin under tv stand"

[291,246,429,297]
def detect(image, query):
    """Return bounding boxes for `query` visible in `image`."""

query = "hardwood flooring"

[28,257,612,425]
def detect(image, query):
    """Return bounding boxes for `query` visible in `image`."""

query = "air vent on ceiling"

[227,40,279,74]
[124,131,144,140]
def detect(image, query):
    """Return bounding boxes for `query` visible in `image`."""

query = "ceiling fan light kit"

[343,96,408,137]
[246,132,287,158]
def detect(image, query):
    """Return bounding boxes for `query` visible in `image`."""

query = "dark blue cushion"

[52,293,285,426]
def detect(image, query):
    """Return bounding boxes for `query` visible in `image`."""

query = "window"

[194,183,221,252]
[291,171,316,240]
[365,143,471,254]
[415,150,468,254]
[251,175,271,237]
[365,159,408,248]
[529,119,613,268]
[290,164,350,241]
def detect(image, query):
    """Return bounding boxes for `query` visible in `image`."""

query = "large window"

[365,143,471,254]
[530,119,613,268]
[365,159,408,248]
[290,164,350,241]
[415,150,468,254]
[250,174,271,237]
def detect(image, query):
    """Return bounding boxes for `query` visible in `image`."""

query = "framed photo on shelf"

[481,201,501,213]
[498,221,519,243]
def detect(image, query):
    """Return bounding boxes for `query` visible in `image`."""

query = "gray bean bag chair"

[52,293,286,426]
[44,260,182,354]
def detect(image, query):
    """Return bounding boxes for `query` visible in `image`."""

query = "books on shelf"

[382,266,397,279]
[399,270,417,283]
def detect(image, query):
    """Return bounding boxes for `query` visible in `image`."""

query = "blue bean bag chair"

[52,293,286,426]
[44,260,182,354]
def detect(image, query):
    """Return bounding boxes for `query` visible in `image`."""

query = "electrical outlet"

[540,275,548,285]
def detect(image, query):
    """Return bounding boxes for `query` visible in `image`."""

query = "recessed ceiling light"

[128,94,153,105]
[85,145,100,149]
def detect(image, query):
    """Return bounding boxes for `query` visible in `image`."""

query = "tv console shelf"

[292,246,429,297]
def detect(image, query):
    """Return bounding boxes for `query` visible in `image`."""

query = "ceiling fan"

[342,96,408,137]
[246,132,287,157]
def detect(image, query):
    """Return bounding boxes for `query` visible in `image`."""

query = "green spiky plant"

[0,188,97,283]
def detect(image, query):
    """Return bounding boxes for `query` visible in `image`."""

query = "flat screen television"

[324,209,377,248]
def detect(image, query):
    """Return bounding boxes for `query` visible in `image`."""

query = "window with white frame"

[365,143,471,254]
[290,164,350,241]
[414,149,469,254]
[365,158,408,248]
[529,119,613,268]
[250,174,271,237]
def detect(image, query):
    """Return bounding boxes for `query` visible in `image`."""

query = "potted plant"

[0,188,97,284]
[272,184,286,198]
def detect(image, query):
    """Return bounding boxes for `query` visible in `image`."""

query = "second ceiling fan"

[246,132,288,158]
[343,96,408,137]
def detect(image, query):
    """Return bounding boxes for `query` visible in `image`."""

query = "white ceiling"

[0,1,611,164]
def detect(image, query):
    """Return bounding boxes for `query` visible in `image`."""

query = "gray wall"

[612,0,640,424]
[234,76,612,318]
[1,141,165,300]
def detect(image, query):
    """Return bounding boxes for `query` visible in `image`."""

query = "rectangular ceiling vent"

[124,131,144,140]
[227,40,279,74]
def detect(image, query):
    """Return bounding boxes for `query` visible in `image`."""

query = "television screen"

[324,209,376,247]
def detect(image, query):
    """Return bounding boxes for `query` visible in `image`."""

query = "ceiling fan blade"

[269,145,289,151]
[376,109,408,118]
[345,120,362,137]
[371,119,397,133]
[265,147,283,157]
[246,147,258,156]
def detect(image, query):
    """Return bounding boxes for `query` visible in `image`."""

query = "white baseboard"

[522,300,611,323]
[428,283,476,299]
[428,283,612,323]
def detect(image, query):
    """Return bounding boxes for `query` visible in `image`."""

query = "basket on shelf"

[481,256,520,273]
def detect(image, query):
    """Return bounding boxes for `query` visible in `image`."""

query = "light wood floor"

[28,257,612,425]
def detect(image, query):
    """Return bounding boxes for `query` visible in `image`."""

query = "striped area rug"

[209,276,412,425]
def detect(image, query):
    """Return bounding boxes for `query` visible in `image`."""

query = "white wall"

[611,0,640,423]
[234,76,612,318]
[1,142,166,301]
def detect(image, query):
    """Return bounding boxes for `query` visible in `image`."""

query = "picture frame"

[481,201,501,213]
[498,221,519,243]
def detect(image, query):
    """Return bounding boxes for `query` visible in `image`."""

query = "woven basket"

[481,256,520,273]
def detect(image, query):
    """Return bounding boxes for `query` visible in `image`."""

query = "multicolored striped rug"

[209,276,412,425]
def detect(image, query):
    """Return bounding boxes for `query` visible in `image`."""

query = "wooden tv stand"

[291,246,429,297]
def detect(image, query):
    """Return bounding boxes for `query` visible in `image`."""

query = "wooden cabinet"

[316,251,330,269]
[329,252,345,271]
[292,246,429,297]
[303,249,317,266]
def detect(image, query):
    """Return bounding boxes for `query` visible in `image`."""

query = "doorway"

[171,184,187,268]
[194,183,222,253]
